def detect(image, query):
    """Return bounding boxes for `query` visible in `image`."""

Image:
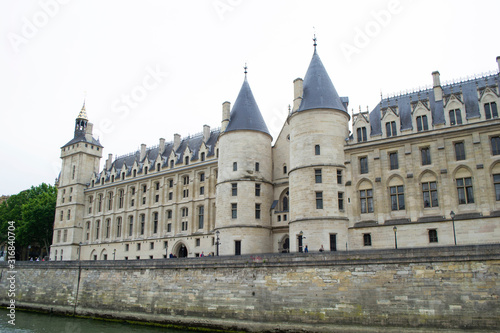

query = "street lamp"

[113,249,116,261]
[215,230,220,256]
[450,211,457,245]
[393,226,398,249]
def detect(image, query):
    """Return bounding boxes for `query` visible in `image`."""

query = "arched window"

[233,162,237,171]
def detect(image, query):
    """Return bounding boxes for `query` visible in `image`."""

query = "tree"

[0,183,57,260]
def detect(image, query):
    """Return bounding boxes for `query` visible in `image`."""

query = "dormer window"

[416,116,429,132]
[385,121,397,137]
[185,156,189,165]
[484,102,498,119]
[201,152,205,161]
[449,109,462,126]
[357,127,367,142]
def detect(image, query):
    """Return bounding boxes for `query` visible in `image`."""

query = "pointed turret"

[63,102,102,148]
[74,101,89,137]
[297,49,346,112]
[224,77,270,136]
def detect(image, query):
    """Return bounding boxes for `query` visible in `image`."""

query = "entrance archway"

[177,243,188,258]
[279,235,290,253]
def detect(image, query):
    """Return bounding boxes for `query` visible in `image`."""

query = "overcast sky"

[1,0,500,196]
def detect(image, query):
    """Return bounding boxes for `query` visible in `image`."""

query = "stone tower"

[50,103,103,260]
[288,42,350,253]
[215,72,273,256]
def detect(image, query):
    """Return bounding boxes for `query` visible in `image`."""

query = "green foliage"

[0,183,57,256]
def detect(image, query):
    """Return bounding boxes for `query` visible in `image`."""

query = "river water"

[0,309,219,333]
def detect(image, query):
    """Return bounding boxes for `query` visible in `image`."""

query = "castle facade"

[50,47,500,260]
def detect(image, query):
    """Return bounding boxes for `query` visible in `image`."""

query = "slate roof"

[369,73,499,136]
[62,134,102,148]
[298,49,346,113]
[225,77,271,136]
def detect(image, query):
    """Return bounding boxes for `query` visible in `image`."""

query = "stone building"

[50,45,500,260]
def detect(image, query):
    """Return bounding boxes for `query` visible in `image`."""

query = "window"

[86,222,90,240]
[360,157,368,174]
[167,210,172,219]
[231,203,237,219]
[125,244,129,251]
[337,170,342,184]
[57,230,61,243]
[389,152,398,170]
[155,182,160,191]
[196,238,200,247]
[255,162,260,171]
[116,217,122,238]
[360,189,374,213]
[142,197,146,205]
[128,216,133,237]
[119,190,124,208]
[183,176,189,185]
[131,199,135,207]
[283,165,287,174]
[153,212,158,234]
[315,169,322,183]
[140,214,145,235]
[255,203,261,219]
[95,220,100,239]
[154,194,159,203]
[167,223,172,233]
[315,144,320,155]
[157,163,161,172]
[233,162,237,171]
[390,186,405,211]
[63,229,67,242]
[428,229,438,243]
[200,186,205,195]
[185,156,189,165]
[201,152,205,161]
[200,173,205,182]
[181,207,188,217]
[449,109,462,125]
[255,183,261,196]
[385,121,397,137]
[416,115,429,132]
[484,102,498,119]
[60,210,63,221]
[98,194,102,212]
[105,219,110,238]
[150,242,154,250]
[67,209,71,220]
[363,234,372,246]
[232,183,237,196]
[168,192,173,200]
[181,221,188,231]
[338,192,344,211]
[235,240,241,256]
[131,187,136,195]
[316,192,323,209]
[422,181,438,208]
[494,174,500,201]
[357,127,367,142]
[144,167,148,175]
[137,243,141,251]
[183,189,189,198]
[456,177,474,204]
[491,136,500,155]
[455,142,466,161]
[421,147,431,165]
[198,206,204,229]
[170,160,174,168]
[72,165,76,179]
[168,179,173,188]
[143,184,147,192]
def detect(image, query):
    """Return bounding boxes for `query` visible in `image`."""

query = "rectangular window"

[200,186,205,195]
[183,189,189,198]
[316,191,323,209]
[422,181,439,208]
[338,192,344,211]
[455,142,466,161]
[167,223,172,233]
[360,157,368,174]
[142,197,146,205]
[235,240,241,256]
[129,216,133,237]
[389,152,399,170]
[360,189,374,213]
[169,179,173,188]
[57,230,61,243]
[150,242,154,250]
[155,182,160,191]
[390,185,405,211]
[196,238,200,247]
[167,210,172,219]
[140,214,145,235]
[153,212,158,234]
[491,136,500,155]
[231,203,237,219]
[357,127,367,142]
[428,229,438,243]
[137,243,141,251]
[385,121,397,137]
[183,176,189,185]
[315,169,322,183]
[198,206,204,229]
[233,162,237,171]
[457,177,474,204]
[155,194,159,203]
[484,102,498,119]
[449,109,462,125]
[255,203,261,219]
[421,147,431,165]
[125,244,129,251]
[168,192,173,200]
[494,174,500,201]
[255,183,261,196]
[181,221,188,231]
[200,173,205,182]
[232,183,237,196]
[315,144,320,155]
[337,169,342,184]
[330,234,337,251]
[255,162,259,171]
[363,233,372,246]
[416,115,429,132]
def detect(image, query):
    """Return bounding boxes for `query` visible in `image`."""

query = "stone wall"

[1,245,499,332]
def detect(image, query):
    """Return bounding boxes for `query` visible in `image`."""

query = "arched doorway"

[279,235,290,253]
[177,243,188,258]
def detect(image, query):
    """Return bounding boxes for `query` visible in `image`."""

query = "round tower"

[288,42,350,253]
[215,71,273,256]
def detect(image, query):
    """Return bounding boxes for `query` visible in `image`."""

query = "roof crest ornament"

[313,33,317,51]
[244,63,248,77]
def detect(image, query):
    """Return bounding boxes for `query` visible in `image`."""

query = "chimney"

[432,71,442,101]
[496,56,500,72]
[221,101,230,132]
[173,134,181,151]
[140,144,147,161]
[293,78,303,112]
[159,138,165,154]
[203,125,211,142]
[106,153,112,170]
[85,123,94,142]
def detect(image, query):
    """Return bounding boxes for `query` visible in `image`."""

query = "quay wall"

[1,245,499,332]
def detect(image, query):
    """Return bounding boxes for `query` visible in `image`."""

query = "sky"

[1,0,500,196]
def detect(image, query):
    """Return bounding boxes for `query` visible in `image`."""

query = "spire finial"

[244,63,248,77]
[313,33,317,50]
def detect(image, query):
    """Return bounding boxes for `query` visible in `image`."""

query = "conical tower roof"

[298,49,346,112]
[225,77,270,136]
[77,101,88,120]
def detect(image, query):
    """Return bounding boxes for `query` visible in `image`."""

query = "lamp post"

[78,242,82,261]
[215,230,220,256]
[393,226,398,249]
[450,211,457,245]
[113,249,116,261]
